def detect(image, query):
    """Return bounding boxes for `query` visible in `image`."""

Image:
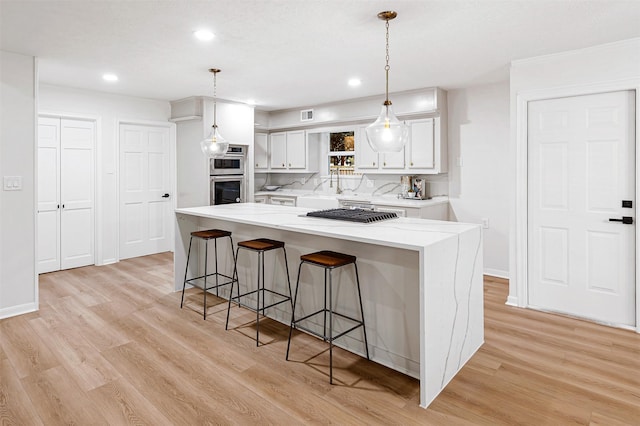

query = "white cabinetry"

[355,126,404,170]
[270,130,306,170]
[269,195,297,206]
[254,195,268,203]
[255,133,269,170]
[355,117,446,174]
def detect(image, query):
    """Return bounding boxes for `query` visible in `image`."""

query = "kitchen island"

[175,203,483,408]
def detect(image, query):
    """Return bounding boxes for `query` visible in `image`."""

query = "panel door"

[60,119,95,270]
[286,130,306,169]
[528,90,636,326]
[407,118,435,169]
[119,124,172,260]
[269,132,287,169]
[37,117,61,273]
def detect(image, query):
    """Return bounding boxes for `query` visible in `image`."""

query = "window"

[328,131,354,174]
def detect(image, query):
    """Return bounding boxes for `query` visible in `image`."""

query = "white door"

[60,119,95,269]
[269,132,287,169]
[528,90,636,327]
[37,117,61,273]
[37,117,95,273]
[119,123,172,260]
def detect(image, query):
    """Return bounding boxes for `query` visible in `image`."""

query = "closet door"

[60,119,95,269]
[37,117,61,274]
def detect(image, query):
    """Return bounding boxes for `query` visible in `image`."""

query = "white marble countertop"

[254,189,449,208]
[175,203,474,251]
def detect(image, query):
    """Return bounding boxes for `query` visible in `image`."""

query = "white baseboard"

[0,302,38,320]
[505,295,519,307]
[484,268,509,279]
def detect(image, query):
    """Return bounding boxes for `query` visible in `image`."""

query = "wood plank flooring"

[1,253,639,425]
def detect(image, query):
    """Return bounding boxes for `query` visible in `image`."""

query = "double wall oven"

[210,145,246,205]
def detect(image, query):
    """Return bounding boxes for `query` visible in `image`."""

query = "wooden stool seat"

[191,229,232,240]
[300,250,356,268]
[237,238,285,251]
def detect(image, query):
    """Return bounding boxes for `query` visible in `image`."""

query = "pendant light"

[200,68,229,158]
[365,11,408,153]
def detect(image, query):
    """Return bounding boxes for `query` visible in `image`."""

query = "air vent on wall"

[300,109,314,122]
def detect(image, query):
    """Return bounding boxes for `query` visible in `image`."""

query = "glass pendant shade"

[200,125,229,158]
[365,103,408,153]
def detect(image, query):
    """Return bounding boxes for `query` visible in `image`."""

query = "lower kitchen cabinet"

[269,195,297,206]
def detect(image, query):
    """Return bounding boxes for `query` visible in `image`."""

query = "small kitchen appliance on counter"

[400,176,429,200]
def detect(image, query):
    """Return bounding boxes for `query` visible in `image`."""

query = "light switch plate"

[3,176,22,191]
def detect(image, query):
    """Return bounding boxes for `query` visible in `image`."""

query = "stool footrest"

[292,308,365,342]
[185,272,236,291]
[229,288,291,313]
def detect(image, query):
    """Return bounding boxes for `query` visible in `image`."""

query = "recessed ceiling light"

[348,78,362,87]
[102,73,118,82]
[246,99,256,106]
[194,30,215,41]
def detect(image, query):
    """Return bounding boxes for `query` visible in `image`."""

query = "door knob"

[609,216,634,224]
[162,193,170,198]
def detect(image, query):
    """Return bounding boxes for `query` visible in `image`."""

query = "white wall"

[448,81,510,277]
[172,97,255,207]
[0,51,37,318]
[39,85,171,264]
[509,38,640,306]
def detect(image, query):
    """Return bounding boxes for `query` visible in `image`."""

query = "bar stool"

[286,250,369,384]
[225,238,292,346]
[181,229,236,320]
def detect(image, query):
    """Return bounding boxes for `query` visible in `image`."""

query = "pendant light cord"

[384,18,391,106]
[213,71,218,128]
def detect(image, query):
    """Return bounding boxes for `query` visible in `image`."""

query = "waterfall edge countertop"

[174,203,484,409]
[175,202,465,250]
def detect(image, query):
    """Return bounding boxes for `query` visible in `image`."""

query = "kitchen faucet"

[330,168,343,194]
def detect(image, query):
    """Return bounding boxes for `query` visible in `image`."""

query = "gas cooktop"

[306,208,398,223]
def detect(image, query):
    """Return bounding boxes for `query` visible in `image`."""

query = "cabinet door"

[286,130,306,169]
[255,133,269,169]
[407,119,435,169]
[254,195,268,204]
[270,196,296,206]
[355,126,379,169]
[381,148,405,169]
[269,132,287,169]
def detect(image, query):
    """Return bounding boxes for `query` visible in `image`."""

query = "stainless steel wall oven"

[210,145,246,205]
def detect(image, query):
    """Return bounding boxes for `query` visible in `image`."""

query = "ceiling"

[2,0,640,111]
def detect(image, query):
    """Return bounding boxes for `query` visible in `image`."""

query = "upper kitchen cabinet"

[354,116,447,174]
[407,117,447,173]
[255,133,268,170]
[269,130,317,172]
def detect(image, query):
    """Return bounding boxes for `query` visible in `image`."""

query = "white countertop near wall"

[255,189,449,208]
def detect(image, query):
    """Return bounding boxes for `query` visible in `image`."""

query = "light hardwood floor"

[1,253,639,425]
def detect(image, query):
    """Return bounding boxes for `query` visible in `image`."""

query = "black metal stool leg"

[323,268,328,342]
[282,247,293,309]
[286,261,304,360]
[203,239,208,320]
[256,251,263,346]
[225,246,241,330]
[181,236,194,309]
[354,262,369,359]
[214,238,219,297]
[329,268,334,384]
